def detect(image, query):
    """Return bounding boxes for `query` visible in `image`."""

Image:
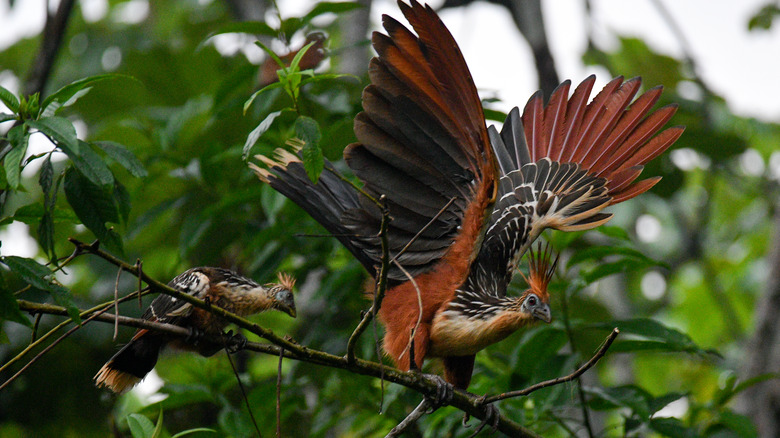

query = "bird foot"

[462,395,499,436]
[185,327,204,345]
[224,330,248,354]
[420,374,454,410]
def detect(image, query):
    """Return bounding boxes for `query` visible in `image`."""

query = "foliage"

[0,1,777,437]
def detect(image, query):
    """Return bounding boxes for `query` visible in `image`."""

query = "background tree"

[1,0,778,437]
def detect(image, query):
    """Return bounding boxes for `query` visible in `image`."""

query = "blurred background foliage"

[1,0,779,437]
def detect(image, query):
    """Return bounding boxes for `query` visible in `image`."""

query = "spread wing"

[469,77,683,296]
[340,0,498,281]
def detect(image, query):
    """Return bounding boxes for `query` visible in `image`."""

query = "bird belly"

[428,311,524,357]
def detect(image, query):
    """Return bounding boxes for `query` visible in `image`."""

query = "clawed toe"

[225,331,248,353]
[185,327,204,345]
[421,374,453,409]
[466,397,499,437]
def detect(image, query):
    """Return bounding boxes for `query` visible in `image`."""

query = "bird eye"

[527,295,537,306]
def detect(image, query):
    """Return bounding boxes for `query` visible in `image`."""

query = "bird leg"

[421,373,454,409]
[185,326,204,345]
[462,395,499,436]
[224,330,248,354]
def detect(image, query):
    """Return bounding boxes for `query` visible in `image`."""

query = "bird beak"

[282,304,297,318]
[533,303,551,323]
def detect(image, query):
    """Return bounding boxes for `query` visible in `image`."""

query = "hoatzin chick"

[252,0,683,391]
[94,268,296,393]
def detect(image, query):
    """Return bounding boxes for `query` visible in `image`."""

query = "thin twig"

[394,260,423,365]
[481,328,620,404]
[276,348,284,438]
[392,196,456,262]
[31,313,42,343]
[113,266,123,340]
[226,349,262,438]
[347,196,390,363]
[0,297,116,391]
[0,286,152,376]
[136,259,143,310]
[385,398,431,437]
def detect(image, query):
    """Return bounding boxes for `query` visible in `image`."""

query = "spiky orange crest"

[525,242,559,299]
[276,272,296,291]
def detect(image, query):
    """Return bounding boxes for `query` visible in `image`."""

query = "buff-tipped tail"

[94,363,142,394]
[94,332,163,393]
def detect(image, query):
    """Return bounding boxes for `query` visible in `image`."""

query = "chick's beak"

[534,303,551,323]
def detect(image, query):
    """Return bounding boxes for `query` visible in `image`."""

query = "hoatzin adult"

[94,268,296,393]
[252,0,682,392]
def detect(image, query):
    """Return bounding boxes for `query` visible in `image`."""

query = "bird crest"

[522,242,559,299]
[276,271,296,291]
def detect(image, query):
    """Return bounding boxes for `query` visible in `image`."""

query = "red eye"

[528,295,537,306]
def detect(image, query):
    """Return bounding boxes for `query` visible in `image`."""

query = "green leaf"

[590,318,718,356]
[41,73,133,117]
[243,81,285,114]
[714,372,780,406]
[63,167,123,255]
[748,4,780,31]
[0,285,32,327]
[711,410,758,438]
[243,110,283,160]
[483,108,508,123]
[170,428,217,438]
[596,225,631,241]
[585,385,652,419]
[113,179,131,223]
[10,203,78,225]
[649,417,698,438]
[0,256,80,323]
[254,40,286,70]
[202,21,277,46]
[4,129,28,190]
[567,245,662,269]
[0,113,16,123]
[39,153,54,197]
[0,85,19,112]
[95,141,148,177]
[295,115,323,182]
[60,140,114,187]
[288,41,316,73]
[27,116,79,154]
[583,258,646,283]
[152,410,164,438]
[302,1,361,23]
[127,413,156,438]
[299,73,358,88]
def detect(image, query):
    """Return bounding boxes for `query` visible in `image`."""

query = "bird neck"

[212,283,274,316]
[429,290,535,357]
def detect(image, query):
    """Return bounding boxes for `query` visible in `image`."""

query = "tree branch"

[17,298,541,437]
[481,328,619,404]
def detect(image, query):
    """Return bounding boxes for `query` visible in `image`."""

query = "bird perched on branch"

[94,268,296,394]
[252,0,682,392]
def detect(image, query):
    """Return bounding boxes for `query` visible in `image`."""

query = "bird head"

[268,272,297,318]
[519,242,558,324]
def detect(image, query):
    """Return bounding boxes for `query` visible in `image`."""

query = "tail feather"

[94,334,164,394]
[498,75,682,207]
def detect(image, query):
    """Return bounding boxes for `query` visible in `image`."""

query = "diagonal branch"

[17,298,541,438]
[481,328,620,404]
